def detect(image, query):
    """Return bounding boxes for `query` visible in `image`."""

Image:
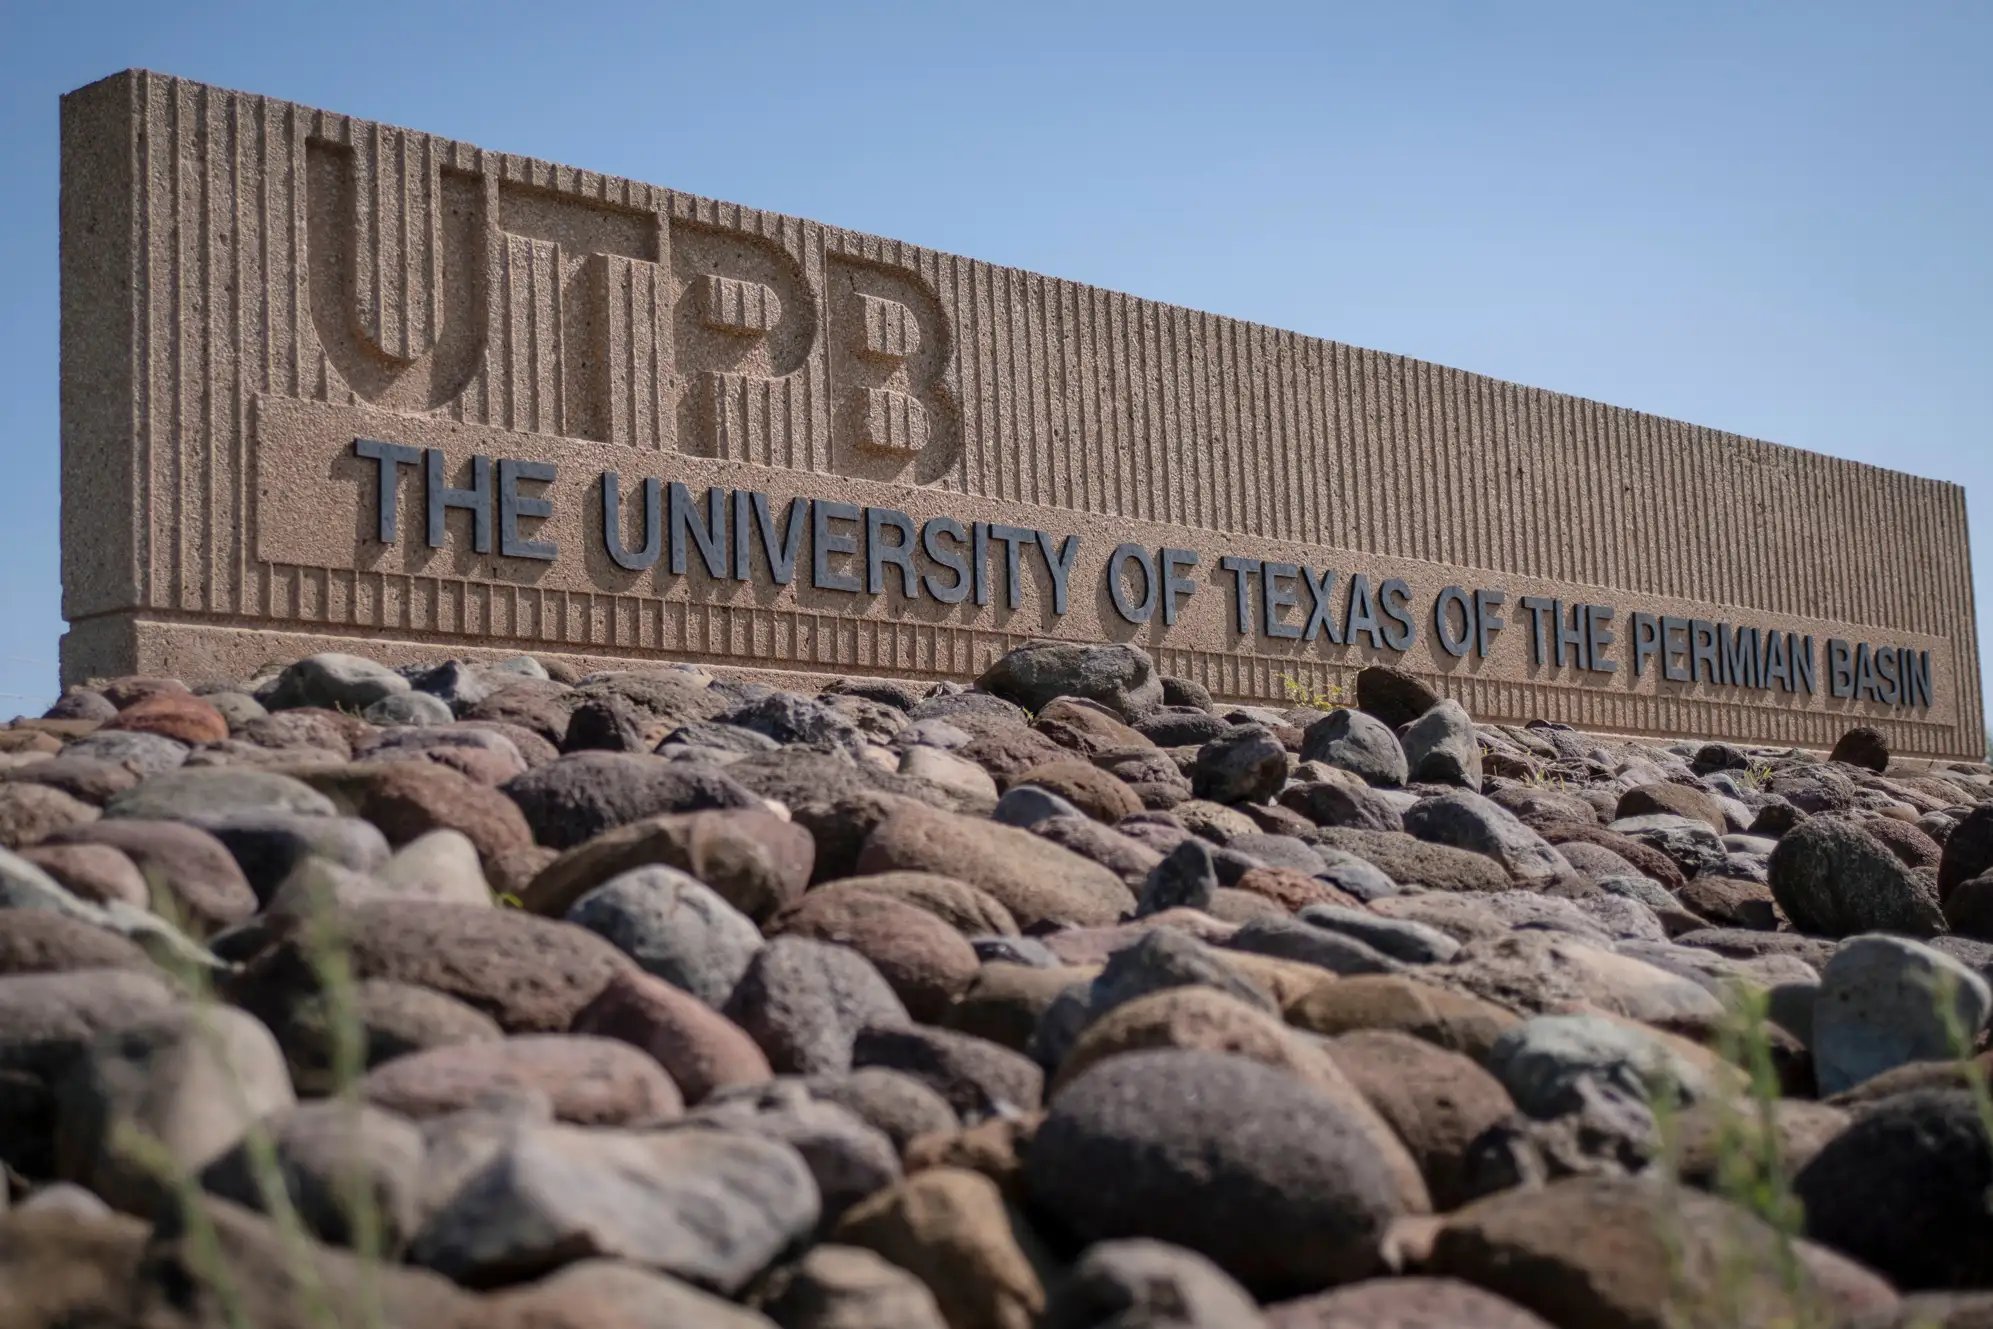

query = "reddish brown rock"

[1031,698,1155,757]
[294,761,534,862]
[0,784,98,849]
[0,910,157,976]
[523,809,813,921]
[957,729,1075,787]
[238,708,363,759]
[98,676,191,710]
[1286,975,1520,1063]
[15,842,149,908]
[360,1033,681,1125]
[45,819,257,932]
[1329,1030,1516,1210]
[1266,1278,1554,1328]
[571,968,772,1105]
[1012,761,1144,824]
[101,693,229,746]
[856,803,1134,930]
[233,899,630,1034]
[1233,866,1361,913]
[772,889,980,1022]
[0,757,139,806]
[1614,782,1727,833]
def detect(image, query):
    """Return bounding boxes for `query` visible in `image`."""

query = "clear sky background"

[0,1,1986,738]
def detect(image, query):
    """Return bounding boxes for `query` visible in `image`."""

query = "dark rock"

[1354,667,1439,732]
[1137,840,1219,917]
[723,937,912,1075]
[1769,816,1946,938]
[1939,807,1993,902]
[1135,707,1233,748]
[1226,917,1402,978]
[976,640,1165,721]
[1029,1049,1403,1296]
[1831,725,1892,773]
[1614,782,1726,833]
[1278,780,1404,832]
[1299,709,1408,788]
[1797,1089,1993,1291]
[1401,791,1569,881]
[188,810,391,904]
[1191,727,1288,805]
[263,652,411,712]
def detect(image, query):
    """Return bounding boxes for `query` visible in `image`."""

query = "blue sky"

[0,1,1986,732]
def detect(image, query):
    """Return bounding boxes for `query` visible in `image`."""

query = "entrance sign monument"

[58,72,1984,757]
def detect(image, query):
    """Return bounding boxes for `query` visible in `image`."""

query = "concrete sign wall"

[58,71,1985,757]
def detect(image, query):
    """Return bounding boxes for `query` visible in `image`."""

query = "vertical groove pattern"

[67,71,1985,757]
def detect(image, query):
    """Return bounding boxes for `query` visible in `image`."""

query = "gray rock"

[1400,700,1482,790]
[896,746,1000,801]
[722,938,911,1075]
[407,660,500,715]
[1135,708,1233,748]
[1028,1049,1403,1294]
[200,1100,426,1251]
[57,730,190,778]
[1487,1012,1711,1118]
[1033,815,1166,890]
[717,694,870,756]
[568,866,765,1009]
[1041,1238,1266,1329]
[1299,709,1408,789]
[1769,816,1946,939]
[661,720,784,759]
[55,1005,295,1212]
[992,785,1084,829]
[1812,935,1992,1095]
[1401,791,1570,881]
[800,1068,961,1153]
[201,691,269,728]
[1277,780,1404,832]
[376,829,492,907]
[364,691,457,727]
[1137,840,1219,917]
[265,652,412,711]
[1296,904,1459,964]
[1606,813,1730,877]
[762,1244,948,1329]
[1312,849,1400,901]
[1226,834,1327,875]
[501,753,758,850]
[851,1024,1045,1119]
[409,1124,819,1293]
[1225,916,1404,977]
[686,1084,899,1224]
[976,641,1165,722]
[104,768,338,822]
[1191,727,1288,805]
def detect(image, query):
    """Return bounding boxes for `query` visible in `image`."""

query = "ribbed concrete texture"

[57,70,1983,757]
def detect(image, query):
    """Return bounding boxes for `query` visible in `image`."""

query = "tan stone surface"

[59,71,1982,756]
